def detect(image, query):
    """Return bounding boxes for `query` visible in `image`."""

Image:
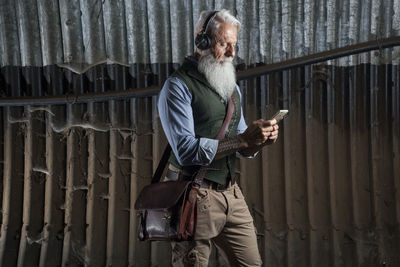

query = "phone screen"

[272,110,288,121]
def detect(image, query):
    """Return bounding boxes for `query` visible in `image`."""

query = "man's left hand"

[262,121,279,146]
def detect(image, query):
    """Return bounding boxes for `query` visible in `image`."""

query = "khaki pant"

[171,183,262,267]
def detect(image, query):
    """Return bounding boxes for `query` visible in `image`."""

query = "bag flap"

[134,180,191,210]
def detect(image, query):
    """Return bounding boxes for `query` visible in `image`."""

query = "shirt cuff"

[198,137,219,164]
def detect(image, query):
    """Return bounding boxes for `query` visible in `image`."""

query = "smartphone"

[271,110,289,121]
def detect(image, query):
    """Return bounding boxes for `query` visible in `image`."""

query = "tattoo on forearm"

[217,136,242,154]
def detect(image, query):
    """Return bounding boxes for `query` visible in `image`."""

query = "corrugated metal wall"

[1,0,399,72]
[240,62,400,266]
[0,51,399,266]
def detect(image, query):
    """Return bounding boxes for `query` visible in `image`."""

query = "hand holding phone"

[271,110,289,122]
[260,110,286,146]
[271,109,289,122]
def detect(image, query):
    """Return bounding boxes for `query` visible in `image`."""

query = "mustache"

[218,57,233,63]
[200,53,233,64]
[214,57,233,65]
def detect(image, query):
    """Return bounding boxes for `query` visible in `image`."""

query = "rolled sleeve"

[158,77,218,166]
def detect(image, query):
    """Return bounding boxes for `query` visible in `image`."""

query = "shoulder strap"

[193,93,235,186]
[151,93,235,184]
[151,144,172,184]
[216,93,235,140]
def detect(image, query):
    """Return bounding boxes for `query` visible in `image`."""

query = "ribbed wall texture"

[0,56,399,266]
[0,0,399,73]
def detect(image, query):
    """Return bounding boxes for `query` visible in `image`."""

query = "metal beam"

[0,36,399,107]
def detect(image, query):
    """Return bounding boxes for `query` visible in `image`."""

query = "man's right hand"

[238,119,278,147]
[214,119,279,160]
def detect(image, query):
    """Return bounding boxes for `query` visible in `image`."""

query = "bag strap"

[193,93,235,186]
[216,93,236,140]
[151,93,235,184]
[151,144,172,184]
[179,93,235,240]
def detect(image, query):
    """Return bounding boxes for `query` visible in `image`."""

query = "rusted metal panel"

[39,109,66,267]
[62,104,89,267]
[84,102,109,267]
[17,106,46,267]
[0,107,3,230]
[326,65,353,267]
[261,72,290,267]
[128,98,139,267]
[283,68,310,267]
[304,65,332,267]
[134,97,154,267]
[2,0,400,73]
[236,63,399,266]
[0,61,399,266]
[0,107,25,267]
[106,100,131,266]
[393,65,400,240]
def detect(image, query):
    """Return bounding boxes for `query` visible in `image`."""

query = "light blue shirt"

[158,77,249,166]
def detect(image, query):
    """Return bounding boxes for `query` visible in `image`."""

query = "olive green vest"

[169,58,241,185]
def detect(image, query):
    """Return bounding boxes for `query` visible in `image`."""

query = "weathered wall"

[240,63,400,266]
[0,60,399,266]
[1,0,399,72]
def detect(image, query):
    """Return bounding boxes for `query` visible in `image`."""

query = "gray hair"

[194,9,241,39]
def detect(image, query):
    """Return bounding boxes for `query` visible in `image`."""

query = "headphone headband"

[195,11,219,50]
[200,11,218,37]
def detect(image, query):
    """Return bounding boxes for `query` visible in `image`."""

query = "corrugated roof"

[0,0,399,73]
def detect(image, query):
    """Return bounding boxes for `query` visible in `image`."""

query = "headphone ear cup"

[195,33,211,50]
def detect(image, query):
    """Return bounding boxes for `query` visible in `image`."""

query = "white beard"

[197,54,237,100]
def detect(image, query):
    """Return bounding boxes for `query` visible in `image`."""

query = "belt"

[199,178,232,192]
[166,166,232,192]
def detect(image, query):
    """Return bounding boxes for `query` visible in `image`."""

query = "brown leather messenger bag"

[134,93,235,241]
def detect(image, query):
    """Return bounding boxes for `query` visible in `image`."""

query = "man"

[158,9,279,267]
